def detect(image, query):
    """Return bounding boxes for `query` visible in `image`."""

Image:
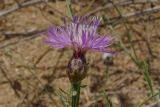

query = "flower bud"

[102,53,113,65]
[67,52,88,83]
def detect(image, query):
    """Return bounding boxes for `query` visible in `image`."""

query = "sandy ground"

[0,0,160,107]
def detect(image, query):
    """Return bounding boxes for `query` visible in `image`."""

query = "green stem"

[66,0,73,19]
[71,82,81,107]
[136,92,159,107]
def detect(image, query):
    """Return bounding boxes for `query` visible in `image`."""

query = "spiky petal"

[45,16,113,55]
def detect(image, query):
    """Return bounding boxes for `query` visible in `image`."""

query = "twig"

[94,90,156,97]
[84,90,159,107]
[42,1,66,18]
[34,47,52,65]
[2,29,46,39]
[86,0,159,16]
[0,67,21,98]
[122,5,160,19]
[16,93,28,107]
[137,92,159,107]
[145,102,159,107]
[0,29,46,49]
[106,5,160,26]
[0,0,45,17]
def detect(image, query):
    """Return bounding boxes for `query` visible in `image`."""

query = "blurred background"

[0,0,160,107]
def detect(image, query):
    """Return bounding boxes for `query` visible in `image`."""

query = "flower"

[45,16,113,82]
[45,16,113,57]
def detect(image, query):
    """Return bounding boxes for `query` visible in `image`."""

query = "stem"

[71,82,81,107]
[66,0,73,19]
[136,92,159,107]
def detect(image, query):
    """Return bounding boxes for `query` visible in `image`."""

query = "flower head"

[45,16,113,83]
[45,16,113,57]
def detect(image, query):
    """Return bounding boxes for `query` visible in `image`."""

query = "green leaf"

[66,0,73,19]
[102,91,113,107]
[142,60,154,95]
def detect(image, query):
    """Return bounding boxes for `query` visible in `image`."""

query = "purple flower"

[45,16,113,82]
[45,16,113,57]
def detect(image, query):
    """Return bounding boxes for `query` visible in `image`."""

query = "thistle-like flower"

[45,16,113,83]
